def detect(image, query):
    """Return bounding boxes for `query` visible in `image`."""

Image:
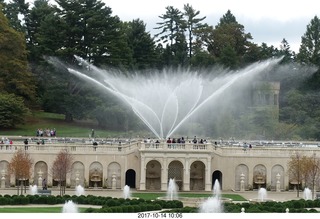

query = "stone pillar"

[205,157,212,191]
[183,158,190,191]
[161,157,168,191]
[140,156,146,190]
[1,169,6,188]
[240,173,245,191]
[276,173,281,192]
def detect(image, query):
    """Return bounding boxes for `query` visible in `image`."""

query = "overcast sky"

[103,0,320,53]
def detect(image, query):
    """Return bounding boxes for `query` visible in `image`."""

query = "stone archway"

[271,165,284,191]
[107,162,121,189]
[146,160,161,190]
[34,161,48,187]
[212,170,223,190]
[71,161,85,188]
[253,164,267,189]
[89,162,103,188]
[190,161,205,190]
[168,161,183,190]
[125,169,136,189]
[235,164,249,191]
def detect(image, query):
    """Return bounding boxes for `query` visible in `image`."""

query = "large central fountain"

[49,56,282,139]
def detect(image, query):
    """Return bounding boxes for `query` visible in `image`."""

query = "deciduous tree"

[0,9,36,104]
[8,149,33,195]
[51,149,73,196]
[0,93,30,128]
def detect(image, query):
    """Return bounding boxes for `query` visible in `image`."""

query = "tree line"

[0,0,319,140]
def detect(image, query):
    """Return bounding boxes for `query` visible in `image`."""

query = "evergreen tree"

[123,19,158,70]
[25,0,58,62]
[55,0,131,67]
[279,38,295,64]
[297,15,320,66]
[37,0,132,121]
[209,10,253,69]
[297,15,320,90]
[154,5,187,66]
[0,0,29,32]
[183,3,206,61]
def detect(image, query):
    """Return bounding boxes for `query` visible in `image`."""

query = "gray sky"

[103,0,320,53]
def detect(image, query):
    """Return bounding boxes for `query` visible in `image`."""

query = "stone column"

[161,157,168,191]
[183,158,190,191]
[205,157,212,191]
[140,156,146,190]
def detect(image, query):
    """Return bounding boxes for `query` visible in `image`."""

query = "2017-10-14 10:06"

[137,213,183,218]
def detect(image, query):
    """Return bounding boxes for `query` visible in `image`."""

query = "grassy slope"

[0,111,127,138]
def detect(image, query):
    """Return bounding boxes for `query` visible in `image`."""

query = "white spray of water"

[123,185,131,199]
[62,200,79,213]
[258,187,268,202]
[166,178,178,200]
[199,179,223,213]
[303,187,312,200]
[29,185,38,195]
[75,185,85,196]
[49,56,282,139]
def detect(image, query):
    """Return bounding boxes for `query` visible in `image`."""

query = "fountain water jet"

[75,185,85,196]
[166,178,178,200]
[303,187,312,200]
[123,185,131,199]
[258,187,267,201]
[62,200,79,213]
[249,187,274,203]
[49,56,282,139]
[199,179,223,213]
[29,185,38,195]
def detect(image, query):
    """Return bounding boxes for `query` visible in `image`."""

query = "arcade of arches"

[0,159,287,191]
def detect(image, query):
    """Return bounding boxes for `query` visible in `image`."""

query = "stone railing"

[1,136,320,156]
[0,141,139,154]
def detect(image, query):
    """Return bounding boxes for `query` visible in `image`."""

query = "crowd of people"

[36,128,56,137]
[143,136,209,145]
[0,137,13,150]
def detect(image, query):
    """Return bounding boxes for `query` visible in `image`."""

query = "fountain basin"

[157,196,232,207]
[249,198,276,203]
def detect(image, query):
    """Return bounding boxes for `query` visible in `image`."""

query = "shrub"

[0,197,10,205]
[133,205,141,212]
[127,205,134,212]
